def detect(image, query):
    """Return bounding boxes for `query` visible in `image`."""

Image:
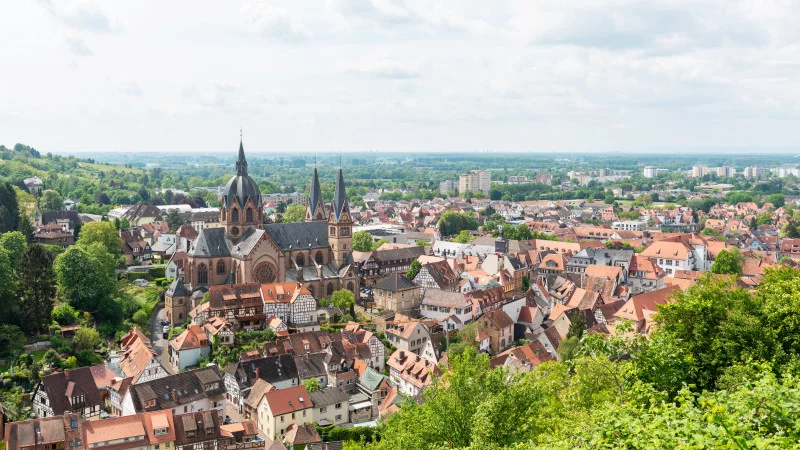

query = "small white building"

[168,324,211,371]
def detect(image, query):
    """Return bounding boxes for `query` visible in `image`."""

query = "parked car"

[162,325,170,339]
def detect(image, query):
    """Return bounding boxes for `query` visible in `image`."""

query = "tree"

[756,211,773,225]
[780,221,800,238]
[567,311,585,340]
[52,304,79,325]
[17,244,56,333]
[406,259,422,280]
[17,214,36,244]
[282,203,306,223]
[303,377,322,393]
[39,189,64,211]
[331,289,356,318]
[657,275,773,390]
[767,193,785,208]
[0,324,25,354]
[73,327,101,350]
[1,231,27,269]
[452,230,474,243]
[437,210,478,237]
[54,245,115,312]
[0,246,17,323]
[77,221,122,255]
[165,209,186,232]
[710,248,744,275]
[0,183,20,234]
[352,231,375,252]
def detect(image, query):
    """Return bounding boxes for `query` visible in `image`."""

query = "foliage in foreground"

[368,267,800,449]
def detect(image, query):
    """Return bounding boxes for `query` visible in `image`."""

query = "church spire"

[331,165,349,222]
[236,130,248,177]
[307,159,324,220]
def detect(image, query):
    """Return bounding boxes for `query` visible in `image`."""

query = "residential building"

[169,324,211,371]
[309,386,350,427]
[385,315,430,354]
[716,166,735,177]
[126,367,227,419]
[119,327,169,384]
[439,180,455,194]
[32,365,116,418]
[477,309,515,354]
[691,165,709,178]
[386,350,441,397]
[640,241,697,276]
[413,260,460,292]
[643,166,658,178]
[207,282,266,331]
[254,385,313,439]
[420,290,474,330]
[173,411,222,450]
[374,273,421,312]
[260,282,319,329]
[458,170,491,195]
[611,220,647,231]
[223,355,299,414]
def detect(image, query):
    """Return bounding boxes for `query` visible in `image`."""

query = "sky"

[1,0,800,154]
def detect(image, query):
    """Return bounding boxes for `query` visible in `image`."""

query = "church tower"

[328,166,352,268]
[305,163,326,221]
[220,136,263,238]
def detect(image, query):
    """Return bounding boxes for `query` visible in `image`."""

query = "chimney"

[171,389,178,401]
[255,367,260,380]
[64,369,70,378]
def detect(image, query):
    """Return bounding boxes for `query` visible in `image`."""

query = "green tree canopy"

[17,244,57,333]
[352,230,375,252]
[0,183,20,234]
[73,327,101,350]
[77,221,123,255]
[406,259,422,280]
[282,203,306,223]
[1,231,28,269]
[54,245,115,312]
[39,189,64,211]
[710,248,744,275]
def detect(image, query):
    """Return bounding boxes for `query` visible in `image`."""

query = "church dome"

[223,139,261,209]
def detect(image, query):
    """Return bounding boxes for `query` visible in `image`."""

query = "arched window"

[197,264,208,284]
[178,313,183,320]
[246,208,253,223]
[216,260,225,274]
[347,282,355,294]
[326,283,334,297]
[340,227,350,236]
[315,251,323,265]
[296,253,305,266]
[330,226,336,236]
[231,208,239,223]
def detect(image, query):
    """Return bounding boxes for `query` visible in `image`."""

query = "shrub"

[52,304,80,326]
[148,266,165,278]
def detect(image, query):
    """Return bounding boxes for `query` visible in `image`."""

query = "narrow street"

[150,303,175,375]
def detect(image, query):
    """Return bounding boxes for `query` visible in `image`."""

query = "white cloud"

[242,2,312,42]
[3,0,800,153]
[64,36,92,56]
[39,0,118,33]
[341,55,421,79]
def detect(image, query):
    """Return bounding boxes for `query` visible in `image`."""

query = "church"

[181,138,359,300]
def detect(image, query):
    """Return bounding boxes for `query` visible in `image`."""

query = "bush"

[148,266,165,278]
[52,304,80,326]
[132,309,150,328]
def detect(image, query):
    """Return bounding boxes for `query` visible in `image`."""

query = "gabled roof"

[170,324,209,351]
[309,386,349,407]
[614,285,681,322]
[130,366,225,411]
[375,273,417,292]
[191,227,232,257]
[35,365,108,415]
[264,385,312,416]
[264,221,330,252]
[120,327,162,383]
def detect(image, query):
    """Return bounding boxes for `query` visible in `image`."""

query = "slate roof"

[308,166,324,219]
[41,210,81,226]
[225,354,299,390]
[191,227,232,257]
[331,168,350,222]
[223,140,261,209]
[35,365,107,415]
[309,386,349,408]
[130,366,225,412]
[264,221,330,252]
[167,277,188,297]
[294,353,328,380]
[375,273,417,292]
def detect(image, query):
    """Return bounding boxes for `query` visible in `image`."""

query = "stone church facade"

[182,138,359,300]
